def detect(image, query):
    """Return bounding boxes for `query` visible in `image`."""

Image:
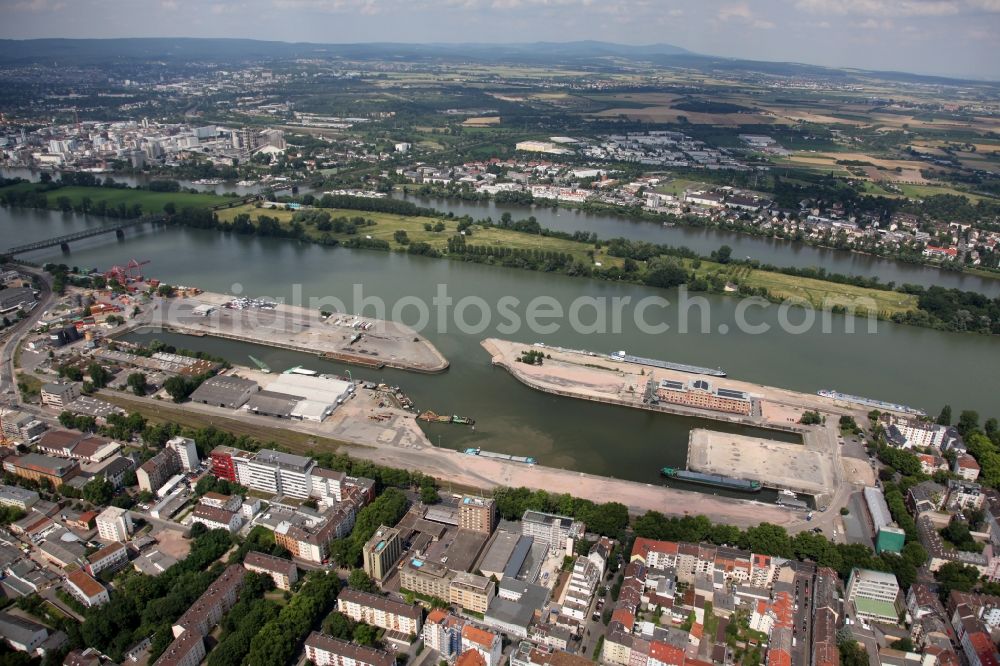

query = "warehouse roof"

[189,375,258,408]
[246,390,303,418]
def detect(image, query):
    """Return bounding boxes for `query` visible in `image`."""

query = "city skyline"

[2,0,999,80]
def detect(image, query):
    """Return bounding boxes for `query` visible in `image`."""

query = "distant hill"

[0,37,993,87]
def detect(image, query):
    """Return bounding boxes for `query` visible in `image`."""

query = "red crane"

[104,258,151,284]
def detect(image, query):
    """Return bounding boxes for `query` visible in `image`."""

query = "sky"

[2,0,999,80]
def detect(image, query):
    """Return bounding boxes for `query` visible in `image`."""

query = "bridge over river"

[3,214,166,256]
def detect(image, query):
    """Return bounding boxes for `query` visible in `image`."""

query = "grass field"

[0,183,235,213]
[100,392,353,455]
[217,204,616,265]
[219,204,918,315]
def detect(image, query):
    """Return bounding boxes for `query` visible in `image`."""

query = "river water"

[391,193,1000,297]
[5,204,999,486]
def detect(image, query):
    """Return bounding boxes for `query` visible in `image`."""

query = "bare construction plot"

[148,291,448,373]
[687,429,834,497]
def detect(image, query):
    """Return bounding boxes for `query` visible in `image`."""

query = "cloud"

[10,0,66,11]
[794,0,962,16]
[718,2,776,28]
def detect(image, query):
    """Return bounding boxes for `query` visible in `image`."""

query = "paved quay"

[145,291,448,373]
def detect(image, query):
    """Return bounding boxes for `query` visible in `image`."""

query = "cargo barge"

[776,496,810,510]
[661,467,761,492]
[611,351,726,377]
[419,411,476,426]
[817,390,925,417]
[465,448,535,465]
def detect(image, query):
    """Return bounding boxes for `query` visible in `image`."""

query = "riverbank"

[97,389,810,530]
[138,290,449,374]
[215,202,918,318]
[0,180,235,214]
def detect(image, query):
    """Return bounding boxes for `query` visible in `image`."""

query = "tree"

[937,405,952,426]
[714,245,733,264]
[83,477,114,506]
[352,623,378,647]
[393,230,410,245]
[958,410,980,437]
[127,372,148,396]
[934,561,981,600]
[88,362,112,389]
[322,612,355,640]
[348,569,377,593]
[163,375,196,402]
[838,638,869,666]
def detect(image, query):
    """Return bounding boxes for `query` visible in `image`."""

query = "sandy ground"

[152,527,192,560]
[150,291,448,372]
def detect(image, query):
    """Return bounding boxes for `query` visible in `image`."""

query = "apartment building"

[85,541,129,577]
[847,568,902,624]
[336,588,423,635]
[449,572,495,614]
[883,415,947,450]
[96,506,133,542]
[304,633,394,666]
[461,625,502,666]
[3,453,79,488]
[257,501,360,564]
[172,564,246,638]
[153,631,205,666]
[521,510,584,553]
[422,610,465,660]
[136,449,181,494]
[399,556,453,600]
[65,570,109,607]
[190,504,243,533]
[459,496,497,534]
[244,551,298,590]
[166,436,200,472]
[1,410,46,442]
[363,525,403,583]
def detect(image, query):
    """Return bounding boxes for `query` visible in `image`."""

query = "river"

[5,208,999,487]
[391,192,1000,297]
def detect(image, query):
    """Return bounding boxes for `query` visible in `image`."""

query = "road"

[0,265,53,404]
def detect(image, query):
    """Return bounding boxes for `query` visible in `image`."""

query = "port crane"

[104,258,151,284]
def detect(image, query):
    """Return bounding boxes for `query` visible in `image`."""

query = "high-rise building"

[363,525,403,583]
[521,510,585,554]
[166,436,199,472]
[459,496,497,534]
[96,506,133,542]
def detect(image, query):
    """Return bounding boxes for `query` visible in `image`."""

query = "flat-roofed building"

[166,436,199,472]
[304,632,394,666]
[244,551,297,590]
[0,484,39,510]
[655,378,752,416]
[189,375,258,409]
[363,525,403,583]
[4,453,80,488]
[256,502,358,564]
[459,496,497,534]
[65,570,109,607]
[40,382,80,409]
[422,610,465,660]
[1,410,46,442]
[96,506,133,542]
[521,510,584,553]
[450,572,495,614]
[847,568,901,624]
[337,588,423,634]
[400,556,454,600]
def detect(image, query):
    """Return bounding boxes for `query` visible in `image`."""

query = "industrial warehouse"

[246,370,354,422]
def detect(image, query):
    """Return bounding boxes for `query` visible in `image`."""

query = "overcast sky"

[2,0,999,80]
